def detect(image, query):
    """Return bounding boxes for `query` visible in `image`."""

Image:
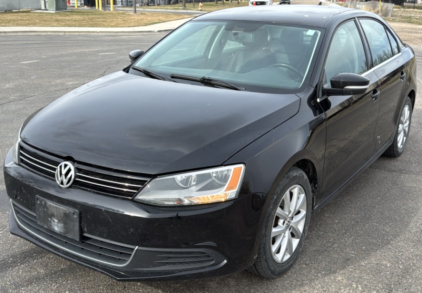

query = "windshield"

[133,20,322,93]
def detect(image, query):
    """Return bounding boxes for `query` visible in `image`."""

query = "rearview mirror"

[129,50,144,63]
[323,73,370,96]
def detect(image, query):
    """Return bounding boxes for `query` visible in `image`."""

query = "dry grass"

[386,7,422,26]
[0,10,191,27]
[140,2,249,12]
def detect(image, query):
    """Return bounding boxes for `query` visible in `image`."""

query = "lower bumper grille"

[155,251,215,268]
[12,202,136,266]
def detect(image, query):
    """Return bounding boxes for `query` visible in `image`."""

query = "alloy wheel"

[270,185,307,263]
[397,104,410,149]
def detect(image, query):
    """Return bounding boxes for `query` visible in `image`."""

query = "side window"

[387,30,399,55]
[152,25,218,66]
[360,19,393,66]
[324,21,368,85]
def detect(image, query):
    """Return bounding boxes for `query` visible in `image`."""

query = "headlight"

[12,126,22,165]
[135,165,245,206]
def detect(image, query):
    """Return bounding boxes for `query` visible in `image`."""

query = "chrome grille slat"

[20,156,56,173]
[20,151,57,169]
[18,143,149,198]
[75,178,138,193]
[77,173,143,188]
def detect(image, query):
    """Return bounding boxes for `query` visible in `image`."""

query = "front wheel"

[247,167,312,278]
[383,96,412,157]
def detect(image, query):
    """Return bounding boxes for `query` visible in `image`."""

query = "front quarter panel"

[224,87,326,240]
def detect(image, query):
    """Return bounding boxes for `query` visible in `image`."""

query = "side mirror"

[323,73,370,96]
[129,50,144,63]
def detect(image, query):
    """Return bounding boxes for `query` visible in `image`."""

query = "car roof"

[194,5,371,28]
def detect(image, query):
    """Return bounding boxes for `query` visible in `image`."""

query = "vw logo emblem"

[55,161,76,188]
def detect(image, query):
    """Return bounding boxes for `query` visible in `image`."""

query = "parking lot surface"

[1,34,421,293]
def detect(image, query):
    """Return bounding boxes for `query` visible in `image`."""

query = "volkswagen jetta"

[4,6,416,280]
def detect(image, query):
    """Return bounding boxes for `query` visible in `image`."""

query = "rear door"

[320,19,380,199]
[359,18,406,150]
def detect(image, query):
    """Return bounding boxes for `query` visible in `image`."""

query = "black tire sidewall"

[258,167,312,278]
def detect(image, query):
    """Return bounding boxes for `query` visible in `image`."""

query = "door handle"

[372,89,380,101]
[400,71,406,81]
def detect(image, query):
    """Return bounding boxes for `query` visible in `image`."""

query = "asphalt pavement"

[1,33,422,293]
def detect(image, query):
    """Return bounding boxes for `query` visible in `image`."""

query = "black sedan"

[4,6,416,280]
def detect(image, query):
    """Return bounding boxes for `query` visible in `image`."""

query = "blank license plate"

[36,197,80,241]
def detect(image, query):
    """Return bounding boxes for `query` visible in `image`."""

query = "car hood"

[21,71,300,175]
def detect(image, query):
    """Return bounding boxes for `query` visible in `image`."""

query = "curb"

[0,29,174,35]
[0,17,192,35]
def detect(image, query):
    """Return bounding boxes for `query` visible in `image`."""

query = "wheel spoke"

[398,131,404,147]
[289,187,299,217]
[404,121,410,134]
[292,209,306,224]
[272,226,286,238]
[278,234,288,261]
[286,232,293,255]
[290,222,302,239]
[283,190,291,213]
[272,235,283,254]
[295,193,305,213]
[276,207,288,221]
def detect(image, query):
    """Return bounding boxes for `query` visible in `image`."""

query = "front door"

[320,20,380,199]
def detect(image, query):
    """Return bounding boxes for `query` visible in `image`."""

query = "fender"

[224,103,326,209]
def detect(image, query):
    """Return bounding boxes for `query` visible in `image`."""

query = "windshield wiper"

[170,74,244,91]
[132,66,173,82]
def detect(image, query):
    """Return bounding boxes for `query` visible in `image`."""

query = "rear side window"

[324,20,368,84]
[387,30,399,55]
[360,19,393,66]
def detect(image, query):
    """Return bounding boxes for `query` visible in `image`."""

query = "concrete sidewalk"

[0,17,193,34]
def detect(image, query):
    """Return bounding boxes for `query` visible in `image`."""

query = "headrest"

[280,28,303,46]
[253,29,269,48]
[241,29,269,48]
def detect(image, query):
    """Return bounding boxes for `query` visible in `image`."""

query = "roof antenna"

[318,1,322,4]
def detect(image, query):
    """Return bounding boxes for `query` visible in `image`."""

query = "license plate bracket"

[36,196,80,241]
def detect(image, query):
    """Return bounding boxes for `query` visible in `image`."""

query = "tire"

[383,96,412,157]
[247,167,312,278]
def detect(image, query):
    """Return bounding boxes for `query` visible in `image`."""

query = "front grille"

[254,1,268,5]
[12,202,136,266]
[20,145,57,179]
[19,143,149,199]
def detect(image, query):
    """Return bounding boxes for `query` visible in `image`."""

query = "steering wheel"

[270,63,304,81]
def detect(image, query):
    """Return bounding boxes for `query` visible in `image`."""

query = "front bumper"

[4,149,263,280]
